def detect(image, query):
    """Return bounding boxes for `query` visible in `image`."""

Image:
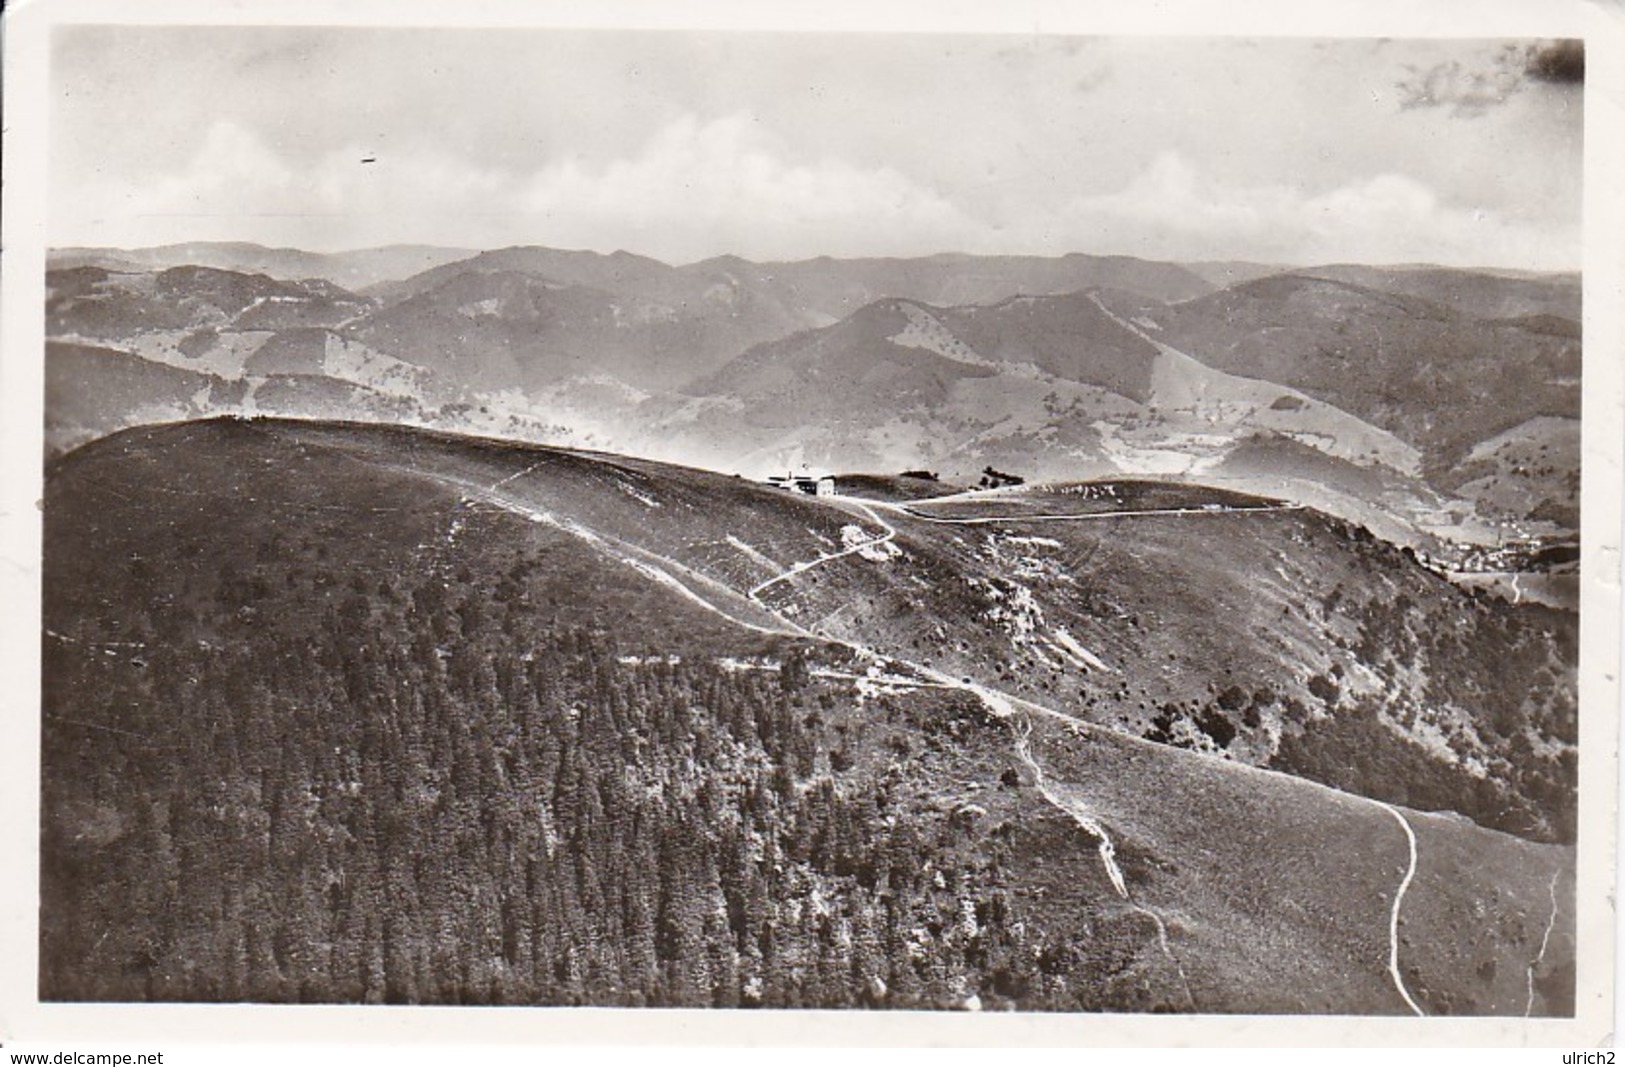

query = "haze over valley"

[46,241,1580,596]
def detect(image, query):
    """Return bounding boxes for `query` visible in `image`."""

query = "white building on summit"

[767,472,835,497]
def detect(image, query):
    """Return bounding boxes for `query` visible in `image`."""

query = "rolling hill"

[1294,264,1580,322]
[684,250,1216,323]
[45,341,249,455]
[633,295,1141,478]
[41,418,1575,1013]
[50,242,477,292]
[347,266,762,394]
[1146,274,1581,470]
[374,246,1216,318]
[48,264,372,339]
[357,246,1216,395]
[42,247,1583,558]
[42,266,589,457]
[644,288,1438,506]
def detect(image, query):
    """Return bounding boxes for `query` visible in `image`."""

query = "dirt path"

[741,493,1432,1017]
[1013,717,1127,896]
[431,469,799,637]
[1010,716,1195,1007]
[1526,867,1563,1016]
[436,462,1426,1016]
[1371,800,1426,1017]
[885,501,1305,525]
[749,499,897,599]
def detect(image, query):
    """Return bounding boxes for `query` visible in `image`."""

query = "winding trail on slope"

[727,494,1194,1003]
[887,501,1305,526]
[745,499,1197,1008]
[1371,800,1426,1017]
[426,464,1424,1015]
[991,696,1195,1007]
[879,487,1427,1016]
[749,499,898,599]
[1012,721,1194,1003]
[427,468,796,637]
[488,459,550,492]
[1526,867,1563,1017]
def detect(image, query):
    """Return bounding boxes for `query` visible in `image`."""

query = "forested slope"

[41,419,1574,1013]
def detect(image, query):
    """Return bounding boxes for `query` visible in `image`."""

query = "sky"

[48,28,1584,269]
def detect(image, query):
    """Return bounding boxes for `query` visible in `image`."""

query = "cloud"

[1396,40,1582,117]
[1044,151,1577,270]
[63,114,982,262]
[1395,48,1527,117]
[137,122,297,210]
[514,114,979,261]
[60,119,1575,270]
[70,121,516,243]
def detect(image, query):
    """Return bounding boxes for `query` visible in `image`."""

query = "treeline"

[42,564,1154,1009]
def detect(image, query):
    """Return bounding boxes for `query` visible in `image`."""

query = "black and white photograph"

[4,0,1622,1052]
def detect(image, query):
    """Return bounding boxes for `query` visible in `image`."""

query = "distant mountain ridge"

[1145,273,1580,466]
[43,242,1581,563]
[1292,264,1580,321]
[51,242,477,292]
